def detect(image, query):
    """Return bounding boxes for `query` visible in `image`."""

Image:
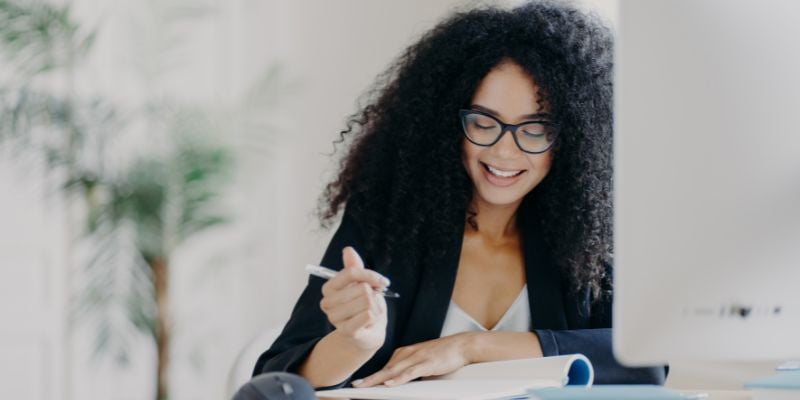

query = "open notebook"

[315,354,593,400]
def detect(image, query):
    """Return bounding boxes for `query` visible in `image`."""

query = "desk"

[317,360,775,399]
[668,360,782,400]
[319,391,754,400]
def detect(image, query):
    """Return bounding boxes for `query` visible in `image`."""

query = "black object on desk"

[233,372,317,400]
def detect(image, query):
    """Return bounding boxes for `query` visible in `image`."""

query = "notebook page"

[438,354,592,386]
[316,379,562,400]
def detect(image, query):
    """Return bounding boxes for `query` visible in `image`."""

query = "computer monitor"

[613,0,800,366]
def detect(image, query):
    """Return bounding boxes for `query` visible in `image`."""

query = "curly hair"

[319,0,614,301]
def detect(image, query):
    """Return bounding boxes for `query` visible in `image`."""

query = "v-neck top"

[439,284,531,337]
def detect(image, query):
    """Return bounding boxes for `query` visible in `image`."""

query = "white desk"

[667,360,783,400]
[318,360,778,399]
[319,390,754,400]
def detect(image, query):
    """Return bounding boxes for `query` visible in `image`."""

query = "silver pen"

[305,264,400,298]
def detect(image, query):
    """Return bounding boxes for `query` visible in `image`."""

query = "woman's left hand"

[352,332,476,388]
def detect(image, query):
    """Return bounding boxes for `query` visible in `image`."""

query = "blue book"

[528,385,686,400]
[744,370,800,400]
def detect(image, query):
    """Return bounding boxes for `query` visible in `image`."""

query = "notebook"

[315,354,593,400]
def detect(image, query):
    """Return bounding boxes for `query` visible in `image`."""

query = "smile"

[482,162,525,178]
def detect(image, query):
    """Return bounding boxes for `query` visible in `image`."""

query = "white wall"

[0,162,67,400]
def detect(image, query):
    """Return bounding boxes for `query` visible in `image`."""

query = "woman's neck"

[467,196,522,243]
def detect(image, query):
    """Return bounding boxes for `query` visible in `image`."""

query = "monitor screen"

[613,0,800,366]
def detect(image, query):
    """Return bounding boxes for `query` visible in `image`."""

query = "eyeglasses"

[459,109,559,154]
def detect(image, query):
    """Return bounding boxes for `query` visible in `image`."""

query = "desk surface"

[319,390,755,400]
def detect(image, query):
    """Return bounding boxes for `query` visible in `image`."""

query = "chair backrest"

[225,327,283,398]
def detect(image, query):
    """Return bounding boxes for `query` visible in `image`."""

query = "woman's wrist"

[298,329,380,388]
[330,329,383,355]
[461,331,485,364]
[461,331,543,364]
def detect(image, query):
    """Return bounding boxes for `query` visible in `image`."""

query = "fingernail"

[385,379,395,386]
[380,276,391,286]
[351,379,363,386]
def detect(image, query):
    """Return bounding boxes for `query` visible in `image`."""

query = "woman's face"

[462,60,554,208]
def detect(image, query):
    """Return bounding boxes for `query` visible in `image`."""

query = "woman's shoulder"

[328,201,370,236]
[318,203,369,270]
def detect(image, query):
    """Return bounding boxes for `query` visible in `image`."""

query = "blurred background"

[6,1,770,400]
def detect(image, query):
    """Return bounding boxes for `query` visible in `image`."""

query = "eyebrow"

[469,104,551,121]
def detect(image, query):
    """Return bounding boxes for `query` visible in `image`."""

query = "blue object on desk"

[528,385,685,399]
[744,370,800,390]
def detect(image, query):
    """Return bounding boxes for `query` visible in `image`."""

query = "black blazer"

[253,207,666,388]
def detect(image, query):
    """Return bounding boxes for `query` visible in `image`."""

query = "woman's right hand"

[319,246,389,352]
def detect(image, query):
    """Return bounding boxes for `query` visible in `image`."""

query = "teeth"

[486,164,522,178]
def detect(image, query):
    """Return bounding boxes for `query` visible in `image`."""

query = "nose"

[491,127,523,158]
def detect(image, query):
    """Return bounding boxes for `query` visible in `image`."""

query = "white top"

[439,284,531,337]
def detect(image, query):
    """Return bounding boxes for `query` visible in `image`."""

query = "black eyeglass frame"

[458,108,559,154]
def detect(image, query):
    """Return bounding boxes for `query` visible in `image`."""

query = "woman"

[253,0,666,389]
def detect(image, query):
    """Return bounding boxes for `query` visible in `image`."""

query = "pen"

[305,264,400,298]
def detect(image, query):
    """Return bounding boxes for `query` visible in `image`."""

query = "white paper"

[316,379,560,400]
